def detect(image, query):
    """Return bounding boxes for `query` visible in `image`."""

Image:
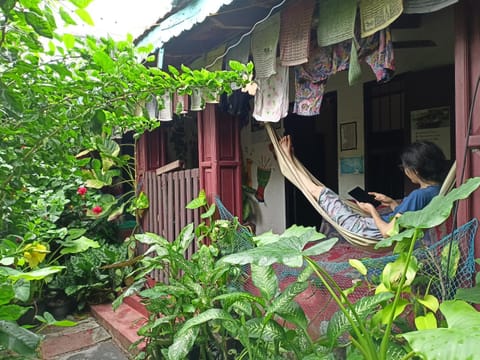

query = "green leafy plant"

[222,177,480,360]
[115,192,340,360]
[49,242,132,311]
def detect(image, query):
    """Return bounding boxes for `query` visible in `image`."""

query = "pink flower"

[92,205,102,215]
[77,186,87,196]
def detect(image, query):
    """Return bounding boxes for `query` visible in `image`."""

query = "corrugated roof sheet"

[136,0,235,49]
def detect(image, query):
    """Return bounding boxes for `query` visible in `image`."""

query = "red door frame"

[455,0,480,260]
[197,104,243,221]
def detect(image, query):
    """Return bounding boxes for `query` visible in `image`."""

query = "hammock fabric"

[265,123,457,249]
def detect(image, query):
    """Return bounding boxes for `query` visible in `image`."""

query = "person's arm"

[368,192,399,211]
[356,202,398,237]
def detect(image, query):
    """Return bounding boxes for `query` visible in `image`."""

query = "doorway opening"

[284,91,338,229]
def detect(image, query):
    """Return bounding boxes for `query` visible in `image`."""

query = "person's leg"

[318,187,381,238]
[279,135,382,239]
[279,135,323,199]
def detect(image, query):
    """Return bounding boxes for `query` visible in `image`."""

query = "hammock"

[265,123,457,249]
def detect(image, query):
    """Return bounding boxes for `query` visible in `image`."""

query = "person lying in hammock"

[279,136,447,239]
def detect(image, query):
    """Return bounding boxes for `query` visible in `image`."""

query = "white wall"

[240,6,455,233]
[240,124,286,235]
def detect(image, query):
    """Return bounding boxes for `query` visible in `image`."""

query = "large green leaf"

[376,177,480,248]
[60,236,99,254]
[176,308,234,338]
[167,327,199,360]
[0,283,14,305]
[267,281,308,317]
[326,292,393,346]
[0,320,43,356]
[402,300,480,359]
[175,223,195,253]
[244,318,285,341]
[24,11,53,38]
[251,264,278,300]
[186,189,207,209]
[273,299,308,330]
[221,226,337,268]
[213,292,266,309]
[455,285,480,304]
[8,266,65,281]
[0,304,29,321]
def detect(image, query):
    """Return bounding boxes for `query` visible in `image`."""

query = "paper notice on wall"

[404,0,458,14]
[410,106,451,160]
[316,0,357,47]
[359,0,403,38]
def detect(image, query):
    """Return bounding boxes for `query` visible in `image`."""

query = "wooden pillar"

[455,0,480,259]
[197,104,243,221]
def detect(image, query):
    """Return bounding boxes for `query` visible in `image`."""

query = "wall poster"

[410,106,451,159]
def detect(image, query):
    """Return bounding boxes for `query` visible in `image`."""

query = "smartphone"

[348,186,381,207]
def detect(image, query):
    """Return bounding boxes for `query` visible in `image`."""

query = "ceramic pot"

[157,92,173,121]
[190,88,204,111]
[174,92,189,115]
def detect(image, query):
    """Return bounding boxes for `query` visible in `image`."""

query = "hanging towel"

[280,0,315,66]
[357,28,395,83]
[404,0,458,14]
[253,63,289,122]
[359,0,403,38]
[293,41,350,116]
[316,0,357,47]
[251,13,280,79]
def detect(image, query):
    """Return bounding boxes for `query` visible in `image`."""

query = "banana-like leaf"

[251,264,278,301]
[244,318,285,341]
[176,308,234,338]
[8,266,65,281]
[213,291,266,309]
[402,300,480,360]
[268,281,308,317]
[273,300,308,330]
[326,292,393,346]
[167,327,199,360]
[0,321,43,356]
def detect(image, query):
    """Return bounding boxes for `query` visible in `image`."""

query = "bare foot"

[279,135,293,159]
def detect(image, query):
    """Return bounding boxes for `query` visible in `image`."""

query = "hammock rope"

[265,123,457,249]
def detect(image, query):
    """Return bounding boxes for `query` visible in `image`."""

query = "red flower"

[77,186,87,196]
[92,205,102,215]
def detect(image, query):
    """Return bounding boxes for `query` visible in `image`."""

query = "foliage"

[455,259,480,303]
[401,300,480,359]
[223,177,480,360]
[1,1,252,356]
[49,241,132,310]
[116,193,339,360]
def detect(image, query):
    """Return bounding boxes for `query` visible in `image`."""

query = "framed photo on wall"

[340,122,357,151]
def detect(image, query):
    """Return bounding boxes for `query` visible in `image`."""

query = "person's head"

[400,141,447,184]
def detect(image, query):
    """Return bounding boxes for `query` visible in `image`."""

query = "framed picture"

[340,122,357,151]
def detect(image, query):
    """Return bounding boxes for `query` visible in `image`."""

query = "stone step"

[39,317,111,359]
[90,300,147,356]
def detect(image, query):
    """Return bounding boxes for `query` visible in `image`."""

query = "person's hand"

[368,192,399,210]
[356,201,376,216]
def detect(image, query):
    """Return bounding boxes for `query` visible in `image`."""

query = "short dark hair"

[400,141,447,183]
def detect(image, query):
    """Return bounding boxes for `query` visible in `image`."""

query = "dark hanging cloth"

[219,90,252,127]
